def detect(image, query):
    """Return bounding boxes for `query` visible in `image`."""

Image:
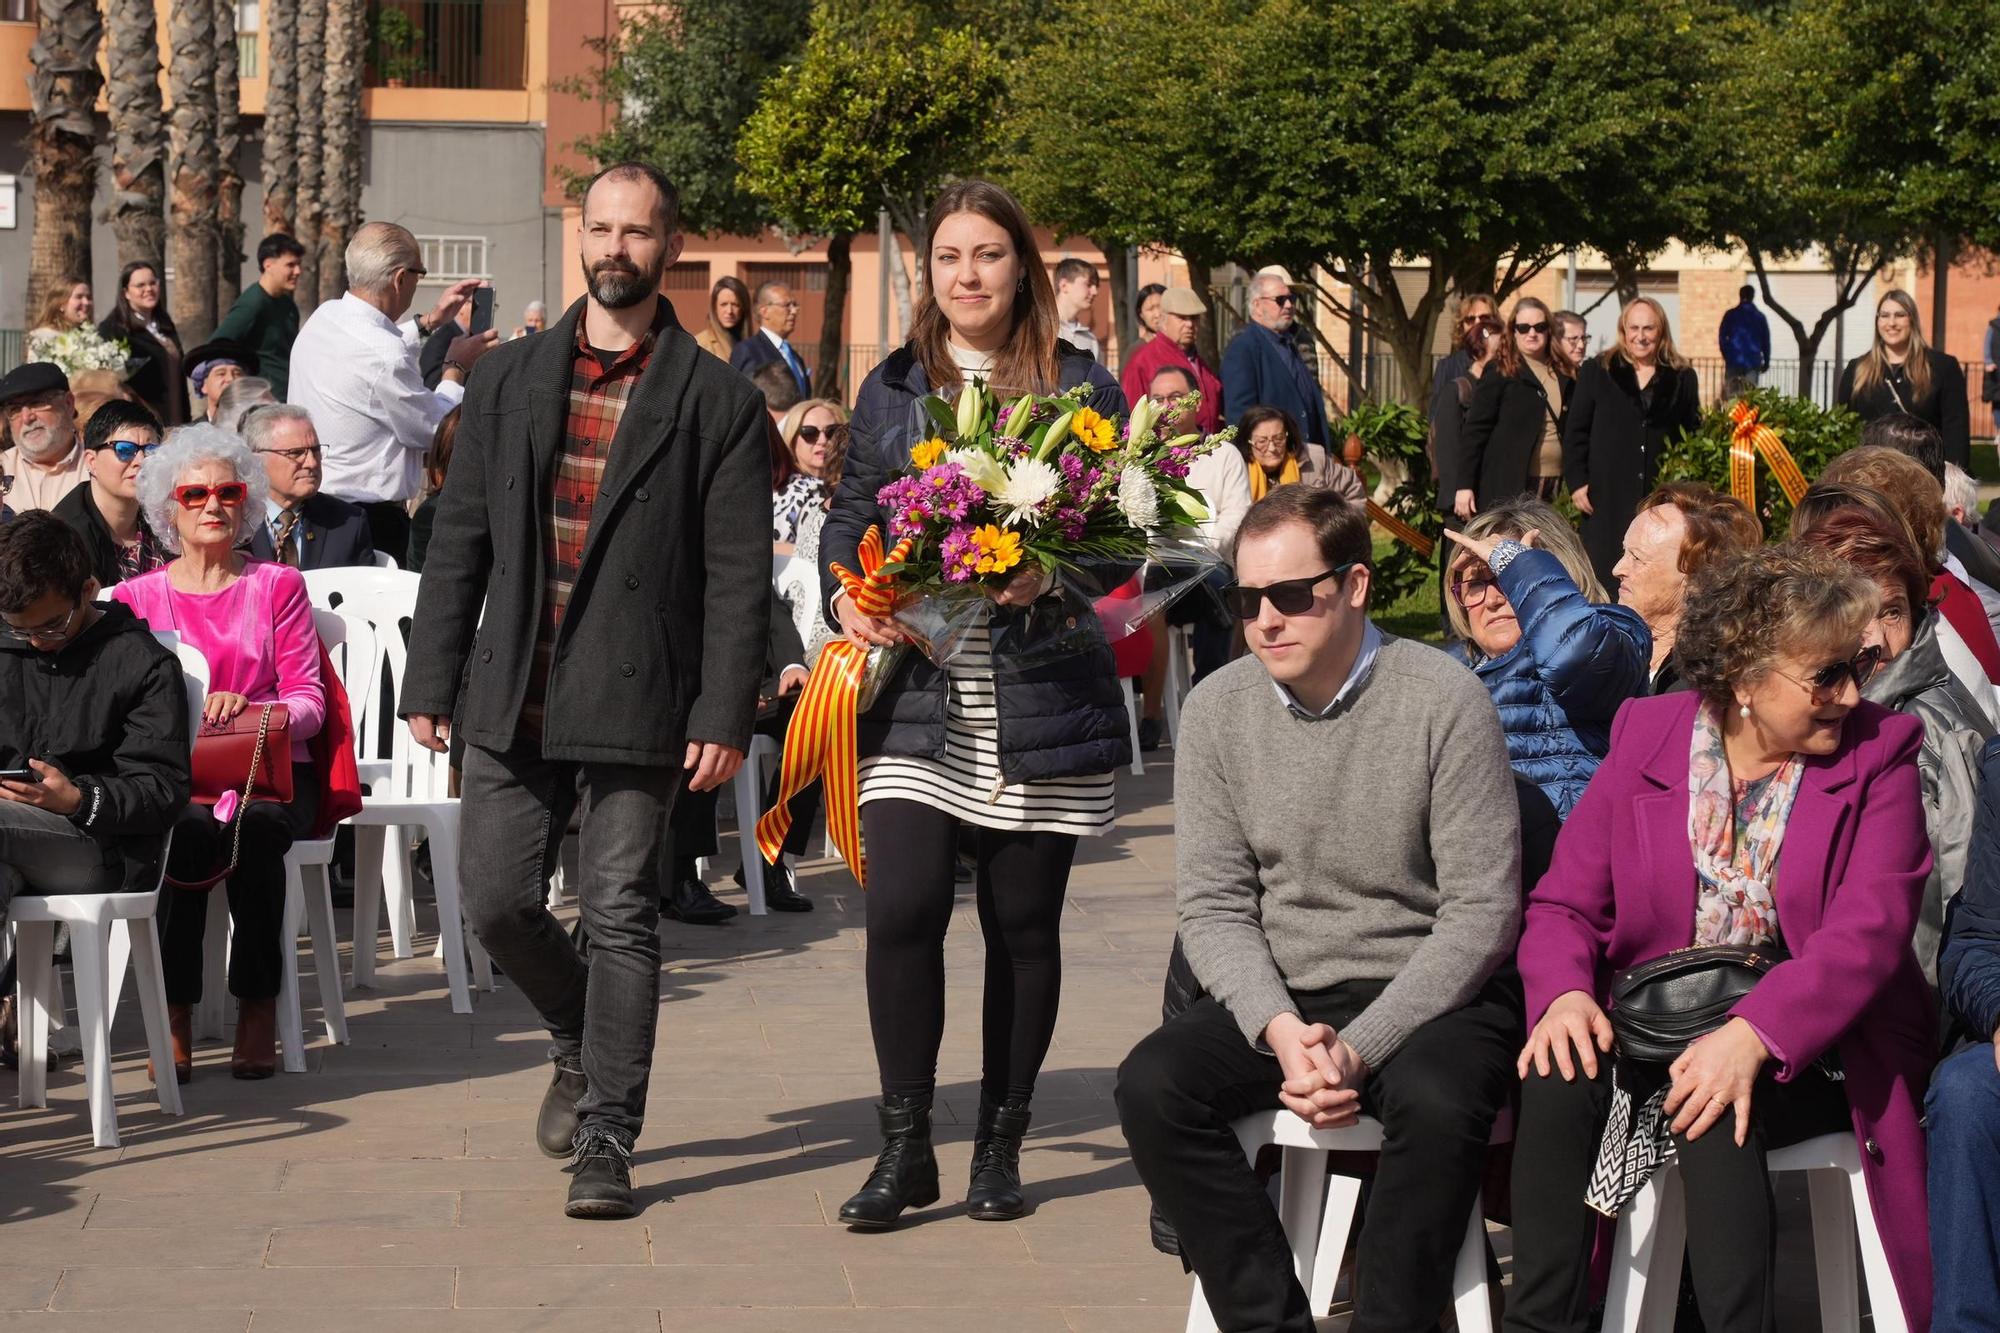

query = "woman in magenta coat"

[1506,542,1935,1333]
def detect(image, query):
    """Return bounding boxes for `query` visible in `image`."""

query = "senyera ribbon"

[755,524,910,889]
[1727,400,1808,511]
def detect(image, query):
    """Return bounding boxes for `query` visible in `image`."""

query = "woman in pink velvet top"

[1506,543,1935,1333]
[116,423,326,1081]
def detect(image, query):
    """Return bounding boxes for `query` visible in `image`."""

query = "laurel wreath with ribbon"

[1726,400,1809,512]
[756,524,911,889]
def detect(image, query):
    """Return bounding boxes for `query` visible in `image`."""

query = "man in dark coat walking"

[400,163,771,1220]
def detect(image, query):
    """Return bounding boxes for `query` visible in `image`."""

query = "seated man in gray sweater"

[1118,486,1522,1333]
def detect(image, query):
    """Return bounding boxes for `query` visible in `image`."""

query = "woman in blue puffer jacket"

[1442,496,1651,820]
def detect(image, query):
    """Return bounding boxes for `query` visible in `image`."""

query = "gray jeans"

[457,743,682,1143]
[0,800,123,927]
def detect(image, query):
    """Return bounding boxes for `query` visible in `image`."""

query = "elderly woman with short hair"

[1442,496,1650,821]
[1505,542,1936,1333]
[113,423,327,1081]
[1613,481,1764,694]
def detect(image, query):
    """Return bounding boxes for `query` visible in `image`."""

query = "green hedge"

[1655,388,1862,537]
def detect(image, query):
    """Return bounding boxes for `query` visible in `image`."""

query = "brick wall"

[1677,269,1745,365]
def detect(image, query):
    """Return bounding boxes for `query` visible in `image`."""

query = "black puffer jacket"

[0,601,191,890]
[819,343,1134,783]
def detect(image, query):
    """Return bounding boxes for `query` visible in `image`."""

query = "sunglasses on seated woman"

[171,481,250,508]
[1223,563,1358,619]
[796,425,831,445]
[1773,645,1883,697]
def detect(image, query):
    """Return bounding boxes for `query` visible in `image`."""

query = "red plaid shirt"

[517,312,663,741]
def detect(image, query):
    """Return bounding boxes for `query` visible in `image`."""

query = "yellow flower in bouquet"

[911,436,949,469]
[1071,407,1117,453]
[971,524,1023,575]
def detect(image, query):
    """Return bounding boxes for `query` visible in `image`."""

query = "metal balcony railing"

[366,0,527,92]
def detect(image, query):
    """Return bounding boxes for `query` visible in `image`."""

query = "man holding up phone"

[0,514,191,1061]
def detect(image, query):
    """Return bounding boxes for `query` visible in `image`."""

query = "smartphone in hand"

[468,287,495,336]
[0,766,42,784]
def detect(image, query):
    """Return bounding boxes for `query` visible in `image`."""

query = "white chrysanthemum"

[1118,465,1161,529]
[996,457,1061,525]
[948,448,1009,496]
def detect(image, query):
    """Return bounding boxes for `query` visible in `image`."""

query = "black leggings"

[860,798,1077,1106]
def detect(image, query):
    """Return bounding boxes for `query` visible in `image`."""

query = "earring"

[1017,278,1026,293]
[1739,704,1751,719]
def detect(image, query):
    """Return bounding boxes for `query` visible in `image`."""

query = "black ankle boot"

[967,1098,1032,1221]
[838,1097,940,1230]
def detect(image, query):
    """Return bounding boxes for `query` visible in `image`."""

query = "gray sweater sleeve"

[1174,688,1300,1046]
[1339,682,1523,1067]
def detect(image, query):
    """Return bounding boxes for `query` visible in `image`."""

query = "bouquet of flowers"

[27,325,130,380]
[861,379,1230,669]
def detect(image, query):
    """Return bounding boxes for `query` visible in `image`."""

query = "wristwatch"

[414,313,433,339]
[443,360,469,379]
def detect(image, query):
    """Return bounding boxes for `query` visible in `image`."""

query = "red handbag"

[190,704,292,806]
[168,704,291,891]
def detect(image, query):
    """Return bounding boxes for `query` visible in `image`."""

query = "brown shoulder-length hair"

[34,278,88,333]
[1792,500,1932,620]
[1495,296,1574,380]
[1599,295,1689,372]
[1635,481,1763,581]
[706,275,751,356]
[909,179,1061,396]
[1852,288,1933,405]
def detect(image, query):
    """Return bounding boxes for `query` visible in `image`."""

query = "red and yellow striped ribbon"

[1728,400,1809,511]
[755,525,910,889]
[1367,499,1436,559]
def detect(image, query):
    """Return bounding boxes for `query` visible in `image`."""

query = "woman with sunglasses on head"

[1442,497,1649,823]
[1791,483,1993,986]
[52,399,168,587]
[771,397,850,550]
[1506,541,1936,1333]
[820,178,1129,1231]
[1563,297,1703,591]
[1838,289,1971,468]
[1451,298,1575,520]
[113,422,328,1082]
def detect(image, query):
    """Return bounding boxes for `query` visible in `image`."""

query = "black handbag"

[1607,943,1787,1065]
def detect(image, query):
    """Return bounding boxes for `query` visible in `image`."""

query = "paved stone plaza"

[0,759,1212,1332]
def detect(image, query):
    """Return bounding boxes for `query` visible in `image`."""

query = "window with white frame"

[237,1,261,78]
[416,236,492,285]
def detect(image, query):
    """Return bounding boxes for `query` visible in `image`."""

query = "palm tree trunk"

[105,0,166,274]
[168,0,218,341]
[261,0,296,235]
[294,0,326,316]
[317,0,365,303]
[215,0,244,311]
[26,0,104,323]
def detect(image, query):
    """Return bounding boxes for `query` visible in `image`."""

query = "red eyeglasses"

[172,481,250,509]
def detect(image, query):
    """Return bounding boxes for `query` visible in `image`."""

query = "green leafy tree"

[562,0,809,238]
[739,0,1004,357]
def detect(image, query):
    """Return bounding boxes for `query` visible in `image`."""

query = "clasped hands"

[1265,1012,1369,1129]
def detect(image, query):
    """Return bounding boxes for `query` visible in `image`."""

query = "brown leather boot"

[231,997,278,1079]
[149,1003,194,1085]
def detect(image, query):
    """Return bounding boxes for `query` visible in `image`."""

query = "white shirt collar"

[1270,621,1383,720]
[762,325,789,352]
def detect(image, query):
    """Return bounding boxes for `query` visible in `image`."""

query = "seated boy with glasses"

[1117,485,1523,1333]
[0,513,191,1056]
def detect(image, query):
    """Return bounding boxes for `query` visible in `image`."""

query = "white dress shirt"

[1271,620,1383,719]
[288,293,464,504]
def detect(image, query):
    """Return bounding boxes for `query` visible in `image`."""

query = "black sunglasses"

[796,425,830,445]
[1776,645,1883,697]
[1223,564,1357,620]
[1513,321,1549,335]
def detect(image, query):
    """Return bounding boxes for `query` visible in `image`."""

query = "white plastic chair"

[1163,624,1194,747]
[302,568,487,1009]
[1120,677,1145,776]
[733,734,782,916]
[370,550,399,569]
[1604,1131,1907,1333]
[1185,1111,1501,1333]
[12,635,203,1147]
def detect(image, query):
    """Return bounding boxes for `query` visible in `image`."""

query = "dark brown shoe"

[150,1003,194,1085]
[231,997,278,1079]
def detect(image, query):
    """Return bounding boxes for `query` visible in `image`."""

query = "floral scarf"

[1688,697,1801,947]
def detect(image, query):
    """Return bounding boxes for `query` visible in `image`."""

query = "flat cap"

[0,361,70,404]
[1160,288,1208,317]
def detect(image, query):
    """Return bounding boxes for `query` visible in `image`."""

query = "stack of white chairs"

[10,633,202,1147]
[301,566,487,1012]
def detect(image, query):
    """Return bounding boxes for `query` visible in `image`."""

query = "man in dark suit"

[729,281,811,397]
[1221,271,1332,449]
[400,162,770,1220]
[243,405,375,569]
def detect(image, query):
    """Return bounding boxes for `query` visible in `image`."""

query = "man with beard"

[0,363,90,513]
[400,162,771,1220]
[287,221,500,556]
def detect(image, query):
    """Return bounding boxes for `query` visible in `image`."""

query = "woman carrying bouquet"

[819,178,1132,1229]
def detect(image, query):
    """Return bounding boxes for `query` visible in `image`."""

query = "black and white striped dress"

[858,614,1116,836]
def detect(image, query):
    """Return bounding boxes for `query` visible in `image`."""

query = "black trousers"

[666,696,819,873]
[1118,984,1519,1333]
[361,500,411,563]
[1504,1059,1851,1333]
[160,762,320,1004]
[859,798,1077,1106]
